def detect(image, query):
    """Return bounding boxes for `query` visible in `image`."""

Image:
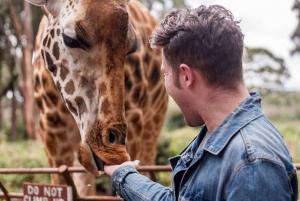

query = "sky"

[183,0,300,91]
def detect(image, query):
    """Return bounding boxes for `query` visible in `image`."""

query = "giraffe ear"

[25,0,61,16]
[126,22,137,55]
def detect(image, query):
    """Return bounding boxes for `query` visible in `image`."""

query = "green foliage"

[0,140,50,193]
[244,47,290,94]
[262,92,300,121]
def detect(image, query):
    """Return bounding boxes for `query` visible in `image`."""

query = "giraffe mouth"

[92,149,105,172]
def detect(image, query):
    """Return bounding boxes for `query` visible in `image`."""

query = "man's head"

[149,5,244,91]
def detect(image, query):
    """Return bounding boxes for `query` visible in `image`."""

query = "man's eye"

[62,33,81,48]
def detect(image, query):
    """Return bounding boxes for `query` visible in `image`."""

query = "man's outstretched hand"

[104,160,140,176]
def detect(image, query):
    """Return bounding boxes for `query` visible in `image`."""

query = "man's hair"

[149,5,244,90]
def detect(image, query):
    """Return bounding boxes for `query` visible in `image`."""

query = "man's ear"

[179,64,194,88]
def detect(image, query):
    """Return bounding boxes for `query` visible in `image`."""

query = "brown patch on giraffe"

[56,81,65,103]
[60,60,69,81]
[46,36,51,49]
[56,29,60,37]
[46,112,67,127]
[42,94,51,108]
[53,42,60,60]
[60,103,69,114]
[35,75,41,92]
[45,52,58,76]
[127,56,142,80]
[42,35,48,47]
[50,29,55,38]
[132,86,142,103]
[60,67,69,82]
[65,80,75,94]
[153,114,161,125]
[45,90,59,106]
[100,97,110,115]
[148,63,160,88]
[35,96,44,112]
[56,131,67,142]
[66,100,78,116]
[75,96,87,119]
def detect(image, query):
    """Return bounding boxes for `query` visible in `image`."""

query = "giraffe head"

[27,0,137,175]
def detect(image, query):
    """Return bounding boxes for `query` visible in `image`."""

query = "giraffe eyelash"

[62,33,82,49]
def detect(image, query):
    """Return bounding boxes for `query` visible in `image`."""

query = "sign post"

[23,183,72,201]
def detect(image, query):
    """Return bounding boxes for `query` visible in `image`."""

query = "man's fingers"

[104,160,140,176]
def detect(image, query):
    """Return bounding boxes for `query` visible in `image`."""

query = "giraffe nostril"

[108,131,116,144]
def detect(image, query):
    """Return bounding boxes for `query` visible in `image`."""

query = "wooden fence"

[0,165,172,201]
[0,164,299,201]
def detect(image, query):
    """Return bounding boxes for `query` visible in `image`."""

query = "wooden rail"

[0,165,172,201]
[0,164,299,201]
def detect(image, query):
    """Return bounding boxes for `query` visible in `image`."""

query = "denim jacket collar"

[204,92,264,155]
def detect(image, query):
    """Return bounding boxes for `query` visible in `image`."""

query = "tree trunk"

[22,1,36,140]
[8,0,36,140]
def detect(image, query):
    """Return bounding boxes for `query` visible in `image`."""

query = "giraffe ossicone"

[28,0,168,180]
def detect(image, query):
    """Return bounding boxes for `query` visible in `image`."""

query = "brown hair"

[149,5,244,90]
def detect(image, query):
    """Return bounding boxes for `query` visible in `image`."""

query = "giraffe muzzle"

[92,149,105,172]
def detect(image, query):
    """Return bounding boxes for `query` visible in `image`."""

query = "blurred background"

[0,0,299,195]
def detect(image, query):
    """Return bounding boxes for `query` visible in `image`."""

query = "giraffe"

[29,0,168,196]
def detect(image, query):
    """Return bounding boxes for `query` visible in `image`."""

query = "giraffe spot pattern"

[53,42,60,60]
[50,29,55,38]
[44,51,57,76]
[35,96,43,112]
[65,80,75,95]
[66,100,78,116]
[42,94,51,108]
[60,66,69,81]
[75,96,88,119]
[35,75,41,92]
[46,112,67,127]
[45,90,59,106]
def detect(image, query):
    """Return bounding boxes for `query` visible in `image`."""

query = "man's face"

[161,54,203,127]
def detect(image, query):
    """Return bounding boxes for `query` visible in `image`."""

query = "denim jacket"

[111,92,298,201]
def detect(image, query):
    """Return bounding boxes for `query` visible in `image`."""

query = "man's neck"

[198,85,250,133]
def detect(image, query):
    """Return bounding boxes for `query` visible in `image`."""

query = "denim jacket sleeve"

[111,165,173,201]
[226,159,292,201]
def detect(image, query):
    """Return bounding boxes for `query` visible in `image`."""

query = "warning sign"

[23,183,72,201]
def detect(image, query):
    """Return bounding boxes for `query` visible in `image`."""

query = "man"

[104,5,298,201]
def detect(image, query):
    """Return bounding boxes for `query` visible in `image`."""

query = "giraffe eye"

[62,33,81,48]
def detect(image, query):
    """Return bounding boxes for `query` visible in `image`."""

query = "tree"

[139,0,188,19]
[0,0,42,140]
[291,0,300,55]
[243,47,290,94]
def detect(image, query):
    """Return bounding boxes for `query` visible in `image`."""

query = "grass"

[0,140,50,193]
